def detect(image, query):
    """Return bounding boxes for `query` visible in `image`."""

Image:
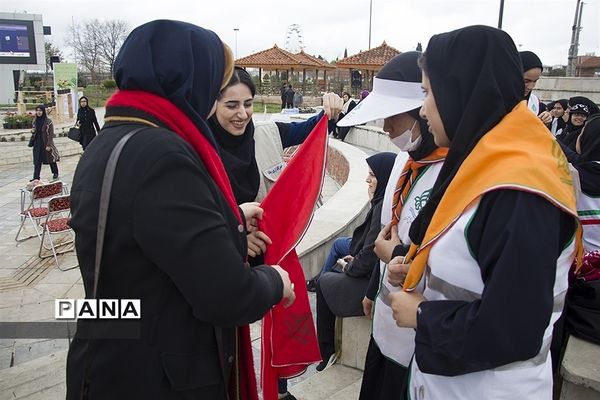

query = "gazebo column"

[258,68,262,94]
[302,68,306,92]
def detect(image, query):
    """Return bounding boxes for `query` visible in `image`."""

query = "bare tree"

[67,19,103,82]
[99,20,130,76]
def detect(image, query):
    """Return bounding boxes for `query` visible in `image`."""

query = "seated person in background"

[557,99,593,151]
[313,152,396,371]
[550,99,568,136]
[336,92,357,141]
[328,91,356,139]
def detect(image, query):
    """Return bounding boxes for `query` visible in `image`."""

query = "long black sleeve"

[132,149,283,327]
[559,141,579,164]
[345,203,383,278]
[92,110,101,132]
[365,261,380,300]
[275,111,324,148]
[415,190,574,376]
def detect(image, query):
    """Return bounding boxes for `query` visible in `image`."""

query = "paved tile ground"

[0,110,340,398]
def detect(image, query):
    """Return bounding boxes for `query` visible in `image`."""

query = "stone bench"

[560,335,600,399]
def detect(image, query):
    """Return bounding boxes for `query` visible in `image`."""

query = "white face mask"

[390,120,421,152]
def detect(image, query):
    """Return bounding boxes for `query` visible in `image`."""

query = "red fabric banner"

[258,115,328,400]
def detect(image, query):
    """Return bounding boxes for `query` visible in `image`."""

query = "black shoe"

[306,278,317,292]
[316,353,337,372]
[278,392,297,400]
[52,173,59,180]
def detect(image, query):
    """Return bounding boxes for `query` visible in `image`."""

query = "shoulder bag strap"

[92,126,148,299]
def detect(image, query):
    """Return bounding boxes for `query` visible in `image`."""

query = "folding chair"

[38,194,77,271]
[15,181,64,242]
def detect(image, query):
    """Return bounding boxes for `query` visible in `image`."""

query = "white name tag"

[263,162,286,182]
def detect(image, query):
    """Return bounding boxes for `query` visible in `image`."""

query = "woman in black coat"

[315,152,396,371]
[66,20,294,400]
[30,104,59,180]
[75,96,101,150]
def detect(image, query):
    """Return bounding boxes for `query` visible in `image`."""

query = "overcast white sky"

[4,0,600,66]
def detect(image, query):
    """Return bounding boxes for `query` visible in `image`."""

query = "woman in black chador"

[75,96,100,150]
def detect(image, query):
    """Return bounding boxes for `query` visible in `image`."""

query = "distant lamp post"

[498,0,505,29]
[233,28,239,59]
[368,0,373,50]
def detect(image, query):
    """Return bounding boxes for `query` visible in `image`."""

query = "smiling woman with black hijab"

[65,20,294,400]
[386,26,582,399]
[75,96,100,150]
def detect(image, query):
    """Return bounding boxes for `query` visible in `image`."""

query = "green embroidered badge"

[414,189,431,210]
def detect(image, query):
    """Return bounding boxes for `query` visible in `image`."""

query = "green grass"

[82,86,117,108]
[253,102,282,114]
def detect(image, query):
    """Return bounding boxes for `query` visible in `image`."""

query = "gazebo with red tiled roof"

[236,45,334,93]
[335,41,400,90]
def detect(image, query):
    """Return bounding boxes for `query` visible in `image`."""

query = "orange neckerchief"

[391,148,448,225]
[403,101,583,290]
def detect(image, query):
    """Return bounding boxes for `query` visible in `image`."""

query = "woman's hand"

[387,256,410,287]
[45,146,51,151]
[247,231,272,257]
[362,296,374,319]
[374,223,401,264]
[538,110,552,125]
[271,265,296,308]
[322,92,343,120]
[389,291,425,328]
[239,202,263,232]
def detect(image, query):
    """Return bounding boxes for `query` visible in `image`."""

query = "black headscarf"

[366,152,397,206]
[208,67,260,203]
[558,99,594,150]
[375,51,438,161]
[569,96,600,116]
[519,51,543,72]
[77,96,93,124]
[410,25,524,245]
[209,117,260,203]
[574,115,600,196]
[34,104,47,133]
[577,115,600,164]
[556,99,568,112]
[113,20,225,147]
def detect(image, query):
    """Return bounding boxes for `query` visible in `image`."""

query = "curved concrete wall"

[298,139,369,279]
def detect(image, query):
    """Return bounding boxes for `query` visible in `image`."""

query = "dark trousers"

[33,157,58,179]
[316,281,336,361]
[359,336,408,400]
[81,132,96,151]
[338,126,351,141]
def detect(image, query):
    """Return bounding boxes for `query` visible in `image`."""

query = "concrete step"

[0,138,82,166]
[0,350,66,400]
[289,364,362,400]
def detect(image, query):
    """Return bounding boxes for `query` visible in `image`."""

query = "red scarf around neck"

[106,90,242,224]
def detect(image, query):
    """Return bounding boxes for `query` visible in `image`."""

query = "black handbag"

[68,127,81,142]
[566,278,600,345]
[27,134,35,147]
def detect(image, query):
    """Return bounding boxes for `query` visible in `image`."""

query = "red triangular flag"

[258,115,328,400]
